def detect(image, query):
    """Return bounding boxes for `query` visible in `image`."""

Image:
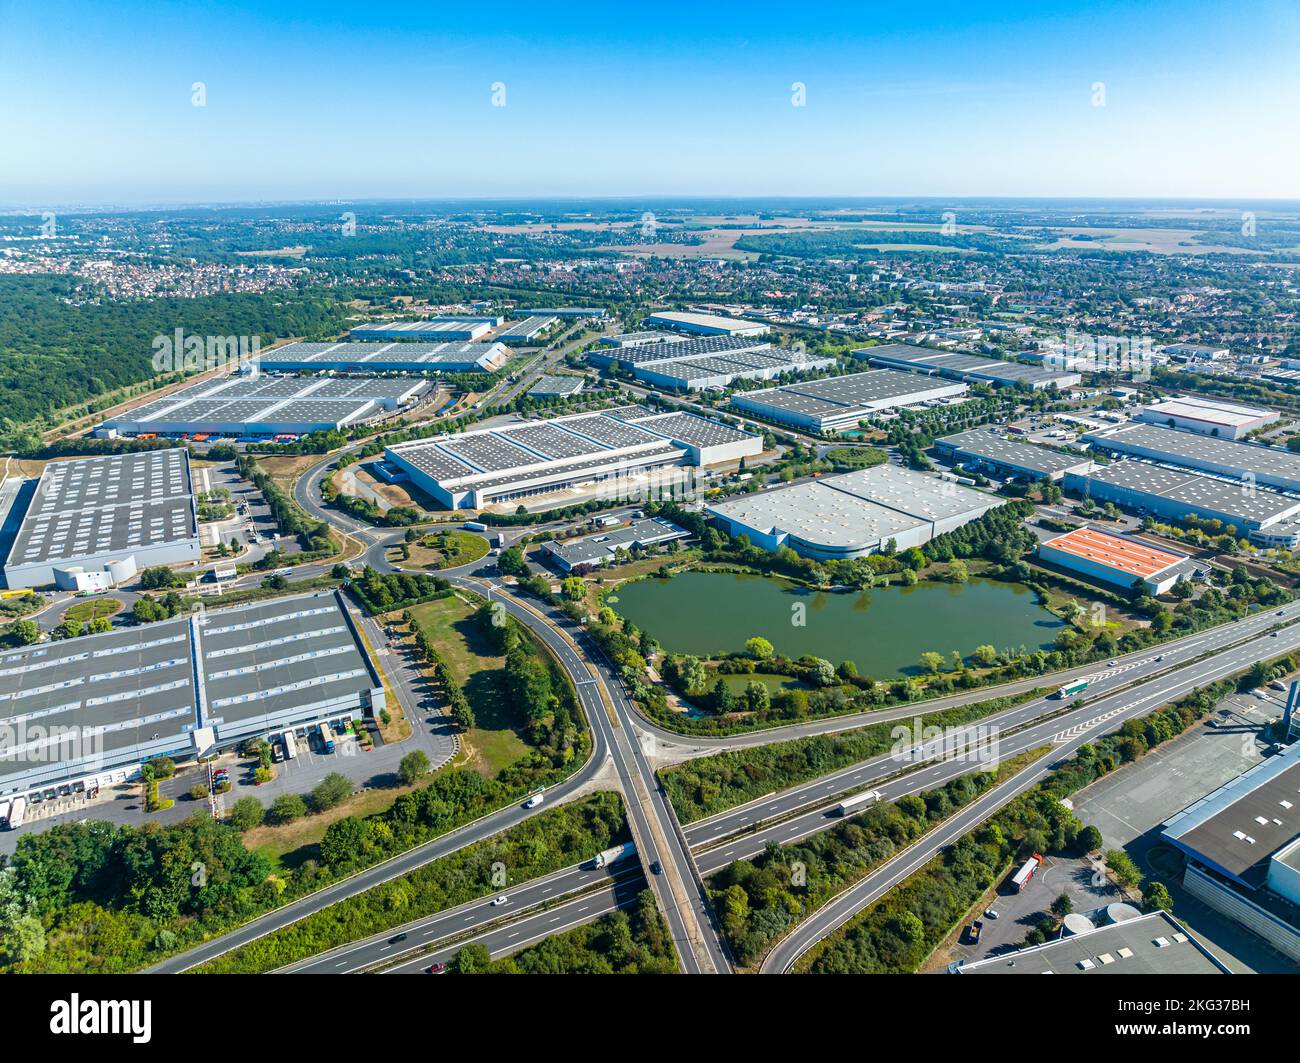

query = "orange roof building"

[1038,526,1189,594]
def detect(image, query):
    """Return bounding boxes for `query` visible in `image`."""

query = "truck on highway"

[317,722,335,754]
[593,842,636,869]
[5,796,25,829]
[1053,678,1090,700]
[833,789,883,816]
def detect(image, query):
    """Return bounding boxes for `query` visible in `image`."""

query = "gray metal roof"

[958,911,1229,974]
[7,450,197,568]
[937,427,1095,476]
[1084,422,1300,491]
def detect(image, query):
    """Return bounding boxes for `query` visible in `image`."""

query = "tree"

[561,576,586,602]
[7,619,40,645]
[497,545,527,577]
[229,796,264,831]
[1050,892,1073,918]
[1076,824,1104,854]
[919,651,946,674]
[744,636,773,660]
[742,680,771,714]
[1105,848,1143,890]
[399,749,431,784]
[269,793,308,824]
[312,772,352,811]
[1142,881,1174,913]
[319,816,367,867]
[972,644,999,667]
[453,942,492,973]
[947,558,970,584]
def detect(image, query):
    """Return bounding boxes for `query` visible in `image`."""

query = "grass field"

[717,672,812,695]
[404,594,530,776]
[62,598,122,624]
[391,529,489,572]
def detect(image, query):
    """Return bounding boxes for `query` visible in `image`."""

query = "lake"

[608,570,1064,678]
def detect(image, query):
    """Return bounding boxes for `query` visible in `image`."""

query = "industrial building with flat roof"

[494,315,558,343]
[731,369,967,432]
[1082,422,1300,494]
[600,331,678,348]
[101,373,429,438]
[1038,526,1190,594]
[527,374,585,398]
[515,306,607,318]
[955,910,1229,975]
[349,320,492,341]
[634,348,835,392]
[587,334,771,369]
[1136,395,1278,439]
[385,406,761,509]
[1161,740,1300,962]
[257,340,509,375]
[642,310,770,337]
[3,450,200,590]
[1063,461,1300,547]
[706,464,999,560]
[935,427,1095,481]
[540,517,689,573]
[0,590,383,799]
[859,342,1082,390]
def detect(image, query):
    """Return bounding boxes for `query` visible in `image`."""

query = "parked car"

[984,908,999,919]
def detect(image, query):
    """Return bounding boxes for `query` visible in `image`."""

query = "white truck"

[593,842,636,869]
[833,789,883,816]
[5,796,26,829]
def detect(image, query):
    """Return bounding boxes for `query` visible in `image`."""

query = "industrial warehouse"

[935,426,1096,481]
[540,516,689,573]
[1135,395,1278,439]
[587,334,773,370]
[1082,421,1300,493]
[1037,526,1192,594]
[100,373,430,438]
[256,340,509,375]
[2,450,200,590]
[493,315,559,343]
[527,374,585,398]
[384,406,762,509]
[730,368,967,432]
[1063,461,1300,547]
[0,590,384,802]
[1161,740,1300,963]
[860,342,1083,390]
[641,310,770,336]
[349,319,493,341]
[706,464,998,560]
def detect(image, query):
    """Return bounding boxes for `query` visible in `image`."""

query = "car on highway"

[388,933,408,944]
[650,861,662,875]
[1154,655,1164,662]
[524,792,544,809]
[491,895,508,907]
[1107,659,1118,667]
[426,963,447,974]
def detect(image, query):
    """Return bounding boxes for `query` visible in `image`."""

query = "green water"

[609,571,1064,678]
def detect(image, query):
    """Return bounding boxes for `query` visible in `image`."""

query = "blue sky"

[1,0,1297,204]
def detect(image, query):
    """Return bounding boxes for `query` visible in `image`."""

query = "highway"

[282,859,643,974]
[757,613,1300,973]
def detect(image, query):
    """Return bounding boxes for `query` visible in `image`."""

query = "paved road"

[758,615,1300,973]
[284,859,642,973]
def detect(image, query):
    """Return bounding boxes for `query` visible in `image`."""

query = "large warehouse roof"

[707,464,997,558]
[1041,526,1186,579]
[642,310,769,335]
[588,334,771,368]
[1070,461,1300,529]
[102,373,428,436]
[258,340,508,374]
[1083,422,1300,493]
[1139,395,1276,432]
[0,591,379,794]
[6,450,196,570]
[731,369,967,430]
[860,342,1081,390]
[936,427,1095,479]
[350,320,492,341]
